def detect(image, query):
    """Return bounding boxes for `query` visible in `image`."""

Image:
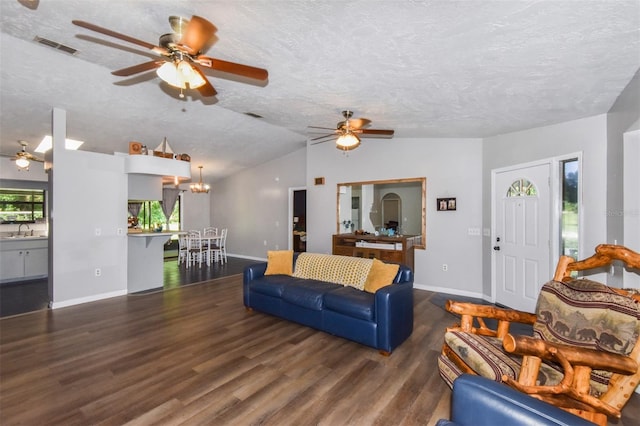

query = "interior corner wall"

[210,148,306,260]
[306,137,484,296]
[607,68,640,286]
[481,114,609,296]
[50,109,128,307]
[181,190,211,232]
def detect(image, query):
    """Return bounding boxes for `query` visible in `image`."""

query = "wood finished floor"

[1,275,639,425]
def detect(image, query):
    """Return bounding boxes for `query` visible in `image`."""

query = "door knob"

[493,246,501,251]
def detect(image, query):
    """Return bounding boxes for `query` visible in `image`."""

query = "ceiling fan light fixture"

[336,132,361,151]
[177,60,206,89]
[190,165,210,193]
[15,157,30,169]
[156,61,186,89]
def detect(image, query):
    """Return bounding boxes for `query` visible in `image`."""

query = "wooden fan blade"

[112,60,165,76]
[338,118,371,129]
[72,20,168,55]
[178,15,217,55]
[357,129,395,138]
[311,137,337,145]
[191,66,217,96]
[310,133,337,142]
[196,56,268,80]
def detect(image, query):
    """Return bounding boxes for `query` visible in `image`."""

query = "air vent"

[244,112,263,119]
[34,36,78,55]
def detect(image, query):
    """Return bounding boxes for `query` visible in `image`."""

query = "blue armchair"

[436,375,593,426]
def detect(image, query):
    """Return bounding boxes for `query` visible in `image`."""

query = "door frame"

[288,186,306,251]
[490,152,583,304]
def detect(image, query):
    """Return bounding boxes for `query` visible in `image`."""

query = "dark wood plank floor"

[1,275,638,425]
[0,257,258,317]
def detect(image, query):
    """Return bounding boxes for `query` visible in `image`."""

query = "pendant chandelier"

[190,165,210,193]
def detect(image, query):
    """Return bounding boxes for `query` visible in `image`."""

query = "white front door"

[493,163,551,313]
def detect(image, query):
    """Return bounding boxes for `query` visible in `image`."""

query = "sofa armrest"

[441,375,593,426]
[375,268,414,353]
[243,262,268,307]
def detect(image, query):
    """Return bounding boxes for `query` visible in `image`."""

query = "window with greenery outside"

[0,189,45,223]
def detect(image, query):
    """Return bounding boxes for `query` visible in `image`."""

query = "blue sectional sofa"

[243,253,414,354]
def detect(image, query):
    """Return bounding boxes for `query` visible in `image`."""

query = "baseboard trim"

[51,289,127,309]
[413,283,489,302]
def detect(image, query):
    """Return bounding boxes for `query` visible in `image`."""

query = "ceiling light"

[157,61,205,90]
[15,157,30,169]
[336,132,361,151]
[190,166,210,193]
[35,135,84,153]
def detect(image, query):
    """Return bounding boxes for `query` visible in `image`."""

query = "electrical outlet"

[95,228,101,236]
[263,240,267,246]
[442,264,448,272]
[117,228,124,236]
[95,268,101,277]
[275,244,279,250]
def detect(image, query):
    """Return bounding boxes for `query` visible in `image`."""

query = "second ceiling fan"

[72,15,268,98]
[308,110,395,151]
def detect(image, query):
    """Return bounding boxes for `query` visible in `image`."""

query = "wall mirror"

[337,177,426,249]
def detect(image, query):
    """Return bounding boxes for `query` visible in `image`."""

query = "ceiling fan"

[1,141,44,170]
[308,110,395,151]
[72,15,268,98]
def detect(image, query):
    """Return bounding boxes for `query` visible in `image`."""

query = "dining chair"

[203,227,218,236]
[177,233,188,265]
[210,228,227,264]
[187,231,205,268]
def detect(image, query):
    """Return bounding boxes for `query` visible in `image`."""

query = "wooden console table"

[332,233,416,271]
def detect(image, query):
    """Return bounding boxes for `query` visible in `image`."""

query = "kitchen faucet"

[18,223,30,236]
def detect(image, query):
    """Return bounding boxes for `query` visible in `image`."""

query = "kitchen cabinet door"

[0,250,25,281]
[24,248,48,278]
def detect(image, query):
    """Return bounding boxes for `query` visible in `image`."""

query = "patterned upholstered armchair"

[438,244,640,426]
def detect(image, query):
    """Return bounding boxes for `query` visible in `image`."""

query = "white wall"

[181,190,211,232]
[210,148,307,259]
[306,137,484,295]
[50,109,128,307]
[624,130,640,289]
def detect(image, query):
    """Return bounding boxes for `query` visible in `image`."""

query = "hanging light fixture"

[15,157,30,169]
[190,165,210,193]
[156,53,206,98]
[336,131,361,151]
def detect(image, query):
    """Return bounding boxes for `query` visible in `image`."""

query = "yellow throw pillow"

[265,250,294,276]
[364,259,400,293]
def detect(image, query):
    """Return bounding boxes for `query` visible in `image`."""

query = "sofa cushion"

[292,253,373,290]
[323,286,375,321]
[364,259,400,293]
[281,279,340,310]
[265,250,294,276]
[249,275,292,298]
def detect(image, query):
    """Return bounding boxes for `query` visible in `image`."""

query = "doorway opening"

[290,188,307,252]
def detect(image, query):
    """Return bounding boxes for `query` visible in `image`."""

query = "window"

[561,159,579,259]
[506,178,537,197]
[0,188,46,223]
[135,197,181,231]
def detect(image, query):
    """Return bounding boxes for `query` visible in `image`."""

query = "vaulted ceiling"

[1,1,639,182]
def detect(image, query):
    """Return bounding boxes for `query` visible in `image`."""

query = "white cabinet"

[0,238,48,282]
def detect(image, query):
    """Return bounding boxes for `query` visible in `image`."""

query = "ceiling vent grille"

[244,112,263,119]
[34,36,78,55]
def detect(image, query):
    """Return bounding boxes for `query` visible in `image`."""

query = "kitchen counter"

[127,231,182,293]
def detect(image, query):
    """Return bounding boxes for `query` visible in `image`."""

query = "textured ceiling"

[1,0,639,183]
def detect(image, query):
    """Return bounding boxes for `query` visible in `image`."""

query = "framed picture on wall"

[437,197,456,211]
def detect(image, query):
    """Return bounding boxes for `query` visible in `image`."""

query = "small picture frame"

[437,197,456,211]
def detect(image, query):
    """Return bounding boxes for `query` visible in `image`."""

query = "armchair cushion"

[534,278,640,395]
[439,331,564,388]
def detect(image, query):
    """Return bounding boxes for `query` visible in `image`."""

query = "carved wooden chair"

[438,244,640,426]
